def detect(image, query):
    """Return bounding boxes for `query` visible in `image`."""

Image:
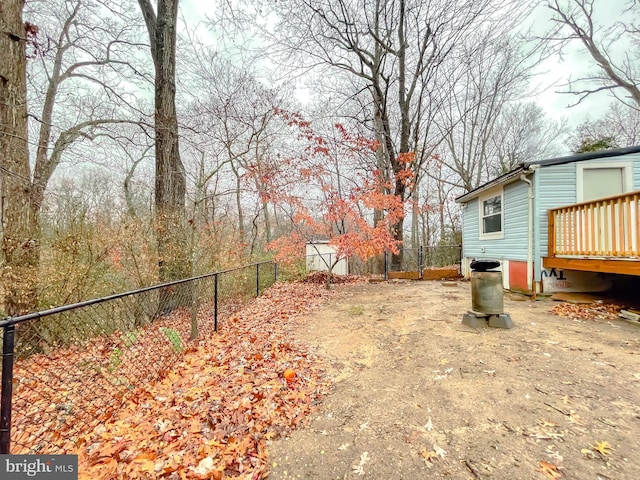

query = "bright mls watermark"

[0,455,78,479]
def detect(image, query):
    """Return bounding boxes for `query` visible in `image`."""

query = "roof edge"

[456,145,640,204]
[523,145,640,169]
[455,166,525,203]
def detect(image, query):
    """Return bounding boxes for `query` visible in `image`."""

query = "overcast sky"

[529,0,631,125]
[180,0,631,128]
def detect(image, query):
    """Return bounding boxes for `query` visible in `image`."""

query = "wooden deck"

[544,191,640,276]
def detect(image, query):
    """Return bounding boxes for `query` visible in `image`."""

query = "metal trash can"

[463,260,513,329]
[470,260,503,314]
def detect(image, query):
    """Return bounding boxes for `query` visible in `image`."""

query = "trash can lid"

[470,259,500,272]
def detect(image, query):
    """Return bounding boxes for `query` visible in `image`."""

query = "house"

[455,145,640,294]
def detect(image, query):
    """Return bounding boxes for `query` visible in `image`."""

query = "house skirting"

[463,258,615,293]
[507,260,529,292]
[462,258,530,293]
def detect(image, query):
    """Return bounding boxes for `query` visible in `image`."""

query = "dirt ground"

[268,280,640,480]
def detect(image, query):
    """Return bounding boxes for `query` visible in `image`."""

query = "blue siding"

[461,198,479,258]
[462,151,640,284]
[535,162,576,265]
[462,181,529,262]
[631,153,640,189]
[503,181,529,261]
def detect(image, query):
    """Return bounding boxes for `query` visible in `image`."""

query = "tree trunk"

[139,0,190,312]
[262,202,271,244]
[232,163,245,245]
[0,0,39,317]
[411,177,420,248]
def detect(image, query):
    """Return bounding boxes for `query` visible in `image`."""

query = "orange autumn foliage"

[263,114,407,270]
[11,281,356,479]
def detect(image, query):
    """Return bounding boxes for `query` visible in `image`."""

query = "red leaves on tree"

[263,113,406,270]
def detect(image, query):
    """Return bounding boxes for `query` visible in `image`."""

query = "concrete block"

[488,313,514,329]
[462,312,488,328]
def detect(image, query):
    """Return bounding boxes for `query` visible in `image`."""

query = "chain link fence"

[0,249,460,455]
[421,245,462,269]
[349,245,462,277]
[0,260,286,455]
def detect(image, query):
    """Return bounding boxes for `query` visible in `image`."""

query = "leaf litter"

[14,278,363,479]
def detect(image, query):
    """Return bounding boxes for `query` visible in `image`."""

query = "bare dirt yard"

[268,279,640,480]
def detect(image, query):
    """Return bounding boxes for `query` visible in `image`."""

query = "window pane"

[483,214,501,233]
[583,168,623,201]
[483,196,501,216]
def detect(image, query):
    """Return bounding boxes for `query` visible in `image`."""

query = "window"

[479,190,503,239]
[577,161,632,202]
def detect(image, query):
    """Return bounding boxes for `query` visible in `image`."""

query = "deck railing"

[548,190,640,258]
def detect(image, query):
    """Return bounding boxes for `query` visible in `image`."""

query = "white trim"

[478,188,504,240]
[576,160,633,202]
[502,259,510,289]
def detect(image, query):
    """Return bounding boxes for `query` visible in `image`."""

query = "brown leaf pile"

[299,271,366,285]
[11,301,247,454]
[12,279,347,479]
[550,301,623,321]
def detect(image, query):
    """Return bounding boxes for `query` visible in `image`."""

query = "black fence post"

[274,262,278,283]
[418,245,424,279]
[213,274,219,332]
[0,323,16,454]
[458,244,463,275]
[383,250,388,281]
[256,263,260,297]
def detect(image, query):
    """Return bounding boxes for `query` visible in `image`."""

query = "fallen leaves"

[351,451,370,476]
[10,278,360,479]
[299,271,366,286]
[537,460,562,479]
[592,440,614,456]
[419,443,446,465]
[551,302,623,321]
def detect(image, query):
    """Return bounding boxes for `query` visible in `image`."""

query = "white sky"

[524,0,632,125]
[180,0,632,127]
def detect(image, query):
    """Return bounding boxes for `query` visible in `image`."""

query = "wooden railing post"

[548,210,556,257]
[549,190,640,259]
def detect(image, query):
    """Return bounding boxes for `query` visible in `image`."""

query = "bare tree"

[436,30,548,192]
[1,0,37,315]
[138,0,190,286]
[2,0,149,314]
[175,31,299,256]
[545,0,640,110]
[568,102,640,150]
[488,102,567,177]
[244,0,525,267]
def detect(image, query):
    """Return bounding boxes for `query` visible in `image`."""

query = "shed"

[305,242,349,275]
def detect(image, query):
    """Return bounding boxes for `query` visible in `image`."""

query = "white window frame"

[478,188,504,240]
[576,160,633,202]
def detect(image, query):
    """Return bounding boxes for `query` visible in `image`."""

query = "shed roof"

[455,145,640,203]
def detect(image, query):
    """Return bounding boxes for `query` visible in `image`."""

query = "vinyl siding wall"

[535,162,576,273]
[462,180,529,262]
[534,154,640,281]
[633,153,640,188]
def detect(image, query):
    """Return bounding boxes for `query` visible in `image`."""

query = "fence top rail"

[0,260,276,328]
[550,189,640,213]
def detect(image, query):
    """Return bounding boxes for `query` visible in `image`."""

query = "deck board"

[543,256,640,276]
